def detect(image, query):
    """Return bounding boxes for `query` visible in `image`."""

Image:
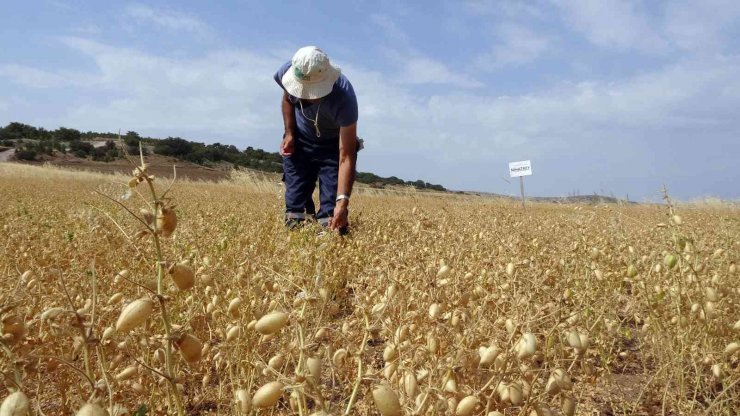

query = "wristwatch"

[336,194,350,202]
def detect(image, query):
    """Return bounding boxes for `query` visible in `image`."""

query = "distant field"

[16,152,235,182]
[0,162,737,415]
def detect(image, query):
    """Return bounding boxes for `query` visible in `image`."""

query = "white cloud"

[4,25,739,197]
[47,0,72,10]
[396,56,483,88]
[350,54,740,179]
[12,36,740,164]
[73,24,102,36]
[0,64,91,88]
[476,24,550,69]
[470,1,739,59]
[33,38,284,145]
[463,0,547,19]
[124,4,211,36]
[369,14,410,46]
[663,0,740,53]
[552,0,669,53]
[371,14,482,88]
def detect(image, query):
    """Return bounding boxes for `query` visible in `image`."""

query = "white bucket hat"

[282,46,341,100]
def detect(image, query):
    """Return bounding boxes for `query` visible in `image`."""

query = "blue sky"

[1,0,739,200]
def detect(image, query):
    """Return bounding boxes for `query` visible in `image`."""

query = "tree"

[15,140,53,160]
[124,131,141,146]
[154,137,193,157]
[1,122,38,141]
[36,127,53,141]
[15,148,38,161]
[54,127,81,142]
[69,141,93,157]
[92,141,120,162]
[124,131,146,155]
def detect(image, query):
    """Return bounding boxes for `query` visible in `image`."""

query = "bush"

[126,145,149,156]
[52,140,67,154]
[69,141,94,158]
[123,132,149,155]
[124,131,141,147]
[1,122,38,141]
[154,137,193,157]
[15,148,38,161]
[54,127,81,142]
[92,140,120,162]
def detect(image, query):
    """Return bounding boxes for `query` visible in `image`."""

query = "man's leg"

[316,150,344,231]
[305,182,317,220]
[282,153,318,227]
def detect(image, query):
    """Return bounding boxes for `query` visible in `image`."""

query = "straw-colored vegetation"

[0,160,738,415]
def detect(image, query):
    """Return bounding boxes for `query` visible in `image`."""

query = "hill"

[0,122,446,191]
[0,121,637,203]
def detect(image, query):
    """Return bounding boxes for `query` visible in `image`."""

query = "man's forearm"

[337,123,358,198]
[337,153,356,197]
[281,92,296,136]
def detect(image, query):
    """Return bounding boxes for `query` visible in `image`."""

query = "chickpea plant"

[0,158,738,415]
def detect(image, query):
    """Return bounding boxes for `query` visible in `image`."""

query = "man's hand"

[330,123,357,233]
[280,134,294,156]
[329,200,349,231]
[280,91,296,156]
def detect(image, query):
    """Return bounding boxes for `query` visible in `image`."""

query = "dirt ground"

[0,147,14,162]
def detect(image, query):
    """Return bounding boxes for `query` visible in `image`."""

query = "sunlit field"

[0,162,738,415]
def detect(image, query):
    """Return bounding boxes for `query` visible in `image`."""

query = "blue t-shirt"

[274,61,358,147]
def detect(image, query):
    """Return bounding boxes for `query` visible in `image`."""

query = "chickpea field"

[0,162,738,415]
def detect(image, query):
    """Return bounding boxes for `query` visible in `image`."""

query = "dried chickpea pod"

[0,391,30,415]
[253,382,283,408]
[228,297,242,318]
[332,349,347,368]
[1,315,26,344]
[507,382,523,406]
[307,356,322,382]
[456,395,477,416]
[169,262,195,290]
[140,208,154,225]
[516,333,537,359]
[107,292,124,305]
[235,389,251,413]
[175,333,203,363]
[255,311,288,335]
[562,395,577,416]
[725,342,740,356]
[372,384,402,416]
[115,298,153,333]
[156,206,177,237]
[226,326,241,342]
[115,366,138,381]
[429,303,442,320]
[76,403,107,416]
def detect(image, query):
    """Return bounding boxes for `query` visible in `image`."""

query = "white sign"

[509,160,532,178]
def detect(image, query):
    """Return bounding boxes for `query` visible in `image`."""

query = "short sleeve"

[274,61,292,90]
[336,80,358,127]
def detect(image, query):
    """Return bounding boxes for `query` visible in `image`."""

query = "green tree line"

[0,122,446,191]
[0,122,120,161]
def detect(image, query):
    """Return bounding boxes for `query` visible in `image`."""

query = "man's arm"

[280,91,296,156]
[330,122,357,230]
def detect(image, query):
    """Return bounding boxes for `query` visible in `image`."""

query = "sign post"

[508,160,532,209]
[519,176,525,209]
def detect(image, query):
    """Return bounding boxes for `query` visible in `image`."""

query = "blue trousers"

[282,141,339,227]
